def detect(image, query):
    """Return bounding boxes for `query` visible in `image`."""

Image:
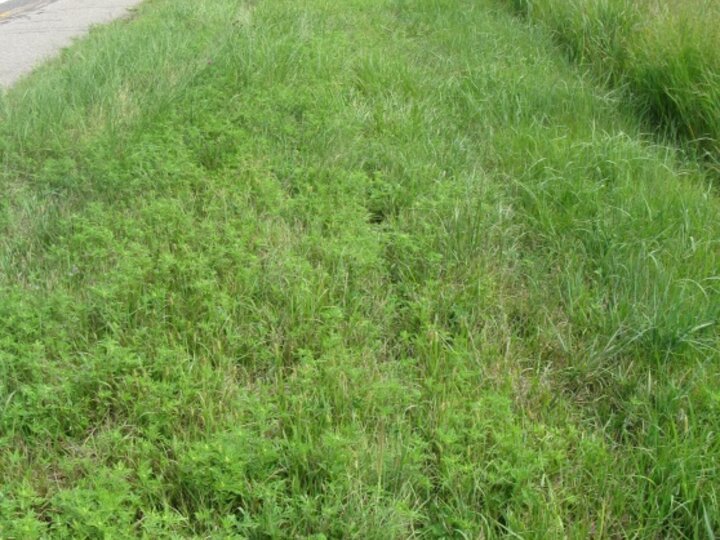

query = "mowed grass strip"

[0,0,719,537]
[508,0,720,160]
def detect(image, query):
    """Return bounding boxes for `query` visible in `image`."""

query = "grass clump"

[0,0,719,537]
[508,0,720,156]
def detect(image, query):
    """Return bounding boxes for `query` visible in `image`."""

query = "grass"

[0,0,719,537]
[507,0,720,159]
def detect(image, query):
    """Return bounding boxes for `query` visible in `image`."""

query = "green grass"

[507,0,720,159]
[0,0,719,537]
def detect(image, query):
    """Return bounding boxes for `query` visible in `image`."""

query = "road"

[0,0,142,87]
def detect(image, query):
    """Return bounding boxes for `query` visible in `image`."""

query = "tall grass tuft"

[508,0,720,157]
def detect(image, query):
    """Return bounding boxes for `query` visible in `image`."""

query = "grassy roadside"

[507,0,720,159]
[1,0,719,537]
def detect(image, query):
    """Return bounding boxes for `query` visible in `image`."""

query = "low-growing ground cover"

[0,0,718,537]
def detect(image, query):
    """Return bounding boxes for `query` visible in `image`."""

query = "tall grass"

[0,0,718,537]
[509,0,720,157]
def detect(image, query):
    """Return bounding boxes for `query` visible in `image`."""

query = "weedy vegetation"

[509,0,720,159]
[0,0,718,537]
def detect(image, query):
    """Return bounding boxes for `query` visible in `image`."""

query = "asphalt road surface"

[0,0,142,86]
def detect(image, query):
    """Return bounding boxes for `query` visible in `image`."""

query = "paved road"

[0,0,142,87]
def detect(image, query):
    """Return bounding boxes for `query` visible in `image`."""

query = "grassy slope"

[508,0,720,158]
[0,0,719,537]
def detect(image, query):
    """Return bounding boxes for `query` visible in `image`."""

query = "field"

[0,0,719,537]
